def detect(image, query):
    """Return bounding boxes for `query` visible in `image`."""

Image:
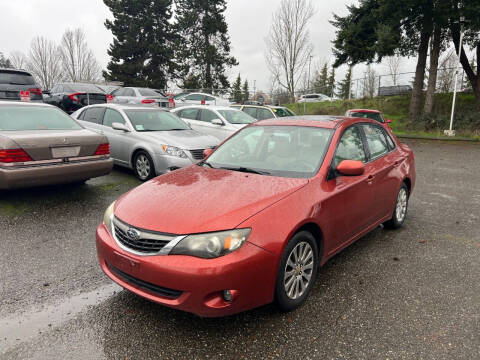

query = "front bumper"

[96,223,278,317]
[151,153,196,175]
[0,158,113,189]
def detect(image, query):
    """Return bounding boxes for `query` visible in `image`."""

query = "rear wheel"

[133,151,155,181]
[275,231,318,311]
[384,183,409,229]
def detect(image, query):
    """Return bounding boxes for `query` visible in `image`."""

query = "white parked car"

[297,93,333,103]
[111,87,169,108]
[171,106,255,141]
[173,92,230,107]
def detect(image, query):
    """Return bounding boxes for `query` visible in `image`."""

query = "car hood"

[114,165,309,234]
[139,130,219,150]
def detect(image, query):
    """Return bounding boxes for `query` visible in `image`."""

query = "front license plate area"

[51,146,80,158]
[113,251,141,274]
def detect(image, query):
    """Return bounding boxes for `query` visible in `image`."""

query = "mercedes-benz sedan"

[0,102,112,189]
[72,104,219,181]
[96,115,415,317]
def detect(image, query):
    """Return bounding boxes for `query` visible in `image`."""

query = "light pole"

[445,16,465,137]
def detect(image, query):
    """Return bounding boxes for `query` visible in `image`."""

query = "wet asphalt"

[0,139,479,360]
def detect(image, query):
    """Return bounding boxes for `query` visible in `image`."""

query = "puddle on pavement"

[0,283,121,352]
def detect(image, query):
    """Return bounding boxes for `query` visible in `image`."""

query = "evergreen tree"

[338,67,353,99]
[0,52,12,68]
[232,74,242,103]
[175,0,238,90]
[313,63,328,94]
[326,66,336,97]
[103,0,177,89]
[242,80,249,102]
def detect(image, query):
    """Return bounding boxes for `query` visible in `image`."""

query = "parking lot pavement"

[1,140,479,359]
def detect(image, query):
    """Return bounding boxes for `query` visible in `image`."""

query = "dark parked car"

[0,68,43,102]
[44,83,112,114]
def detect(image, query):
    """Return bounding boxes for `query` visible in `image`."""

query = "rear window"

[63,83,105,93]
[0,106,82,131]
[272,108,295,117]
[349,111,384,123]
[138,88,162,97]
[0,71,35,85]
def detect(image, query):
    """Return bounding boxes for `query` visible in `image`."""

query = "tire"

[384,182,409,229]
[274,231,318,312]
[133,151,155,181]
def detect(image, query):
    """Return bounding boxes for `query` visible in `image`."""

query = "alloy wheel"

[284,241,314,300]
[396,187,408,222]
[136,154,151,180]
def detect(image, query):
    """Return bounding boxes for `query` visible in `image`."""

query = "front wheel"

[133,151,155,181]
[384,183,409,229]
[275,231,318,312]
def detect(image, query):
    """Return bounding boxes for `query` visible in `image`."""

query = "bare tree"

[25,36,64,90]
[9,51,28,69]
[265,0,314,102]
[363,65,377,98]
[437,50,457,93]
[385,54,402,86]
[59,28,101,82]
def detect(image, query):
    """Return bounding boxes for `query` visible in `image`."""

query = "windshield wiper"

[197,161,214,168]
[218,166,271,175]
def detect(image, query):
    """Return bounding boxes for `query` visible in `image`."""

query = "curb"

[395,134,479,142]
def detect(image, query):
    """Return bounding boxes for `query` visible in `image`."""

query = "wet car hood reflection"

[114,165,309,234]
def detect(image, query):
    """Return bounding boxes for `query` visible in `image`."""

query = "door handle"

[366,175,375,183]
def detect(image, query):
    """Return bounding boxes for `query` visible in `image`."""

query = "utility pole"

[307,55,313,91]
[446,16,465,137]
[254,80,256,100]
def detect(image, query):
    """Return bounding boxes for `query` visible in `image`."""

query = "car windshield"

[273,107,295,117]
[138,88,162,97]
[125,110,190,131]
[217,110,255,124]
[0,106,82,131]
[0,71,36,85]
[204,125,333,178]
[63,83,105,93]
[349,111,384,123]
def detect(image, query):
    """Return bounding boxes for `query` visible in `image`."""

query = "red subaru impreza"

[96,115,415,317]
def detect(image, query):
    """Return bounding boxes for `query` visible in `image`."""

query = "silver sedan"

[71,104,219,181]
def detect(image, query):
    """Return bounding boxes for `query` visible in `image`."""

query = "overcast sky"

[0,0,418,91]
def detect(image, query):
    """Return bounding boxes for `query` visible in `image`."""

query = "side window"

[243,107,257,118]
[386,132,396,150]
[77,109,86,120]
[180,108,199,120]
[103,109,126,128]
[124,88,135,97]
[185,94,203,101]
[204,95,215,101]
[334,126,367,167]
[257,108,273,120]
[363,124,389,159]
[200,109,218,122]
[82,107,105,125]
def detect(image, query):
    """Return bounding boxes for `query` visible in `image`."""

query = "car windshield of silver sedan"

[124,110,191,132]
[0,106,83,131]
[202,125,333,178]
[217,110,255,124]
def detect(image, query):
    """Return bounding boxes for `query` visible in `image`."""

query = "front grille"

[189,149,205,160]
[107,263,182,299]
[112,217,176,254]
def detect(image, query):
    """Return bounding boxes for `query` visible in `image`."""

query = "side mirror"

[112,122,130,132]
[203,148,214,158]
[336,160,365,176]
[386,118,392,124]
[211,119,223,126]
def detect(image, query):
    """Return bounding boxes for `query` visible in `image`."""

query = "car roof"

[348,109,382,114]
[0,68,31,74]
[172,105,235,111]
[79,103,169,112]
[0,101,52,108]
[253,115,380,129]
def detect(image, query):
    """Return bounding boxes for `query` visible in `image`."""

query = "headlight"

[170,229,251,259]
[161,145,187,158]
[103,201,116,231]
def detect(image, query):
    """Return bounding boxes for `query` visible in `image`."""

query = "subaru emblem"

[126,228,140,241]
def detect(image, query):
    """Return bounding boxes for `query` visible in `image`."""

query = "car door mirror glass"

[211,119,223,125]
[336,160,365,176]
[112,122,130,132]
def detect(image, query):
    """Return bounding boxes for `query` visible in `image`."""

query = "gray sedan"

[71,104,219,180]
[111,87,169,108]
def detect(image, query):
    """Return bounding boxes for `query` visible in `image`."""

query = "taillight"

[68,92,83,103]
[106,94,114,103]
[141,99,156,104]
[94,143,110,156]
[168,98,175,108]
[29,88,42,96]
[0,149,33,163]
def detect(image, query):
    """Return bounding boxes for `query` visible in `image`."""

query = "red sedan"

[96,116,415,317]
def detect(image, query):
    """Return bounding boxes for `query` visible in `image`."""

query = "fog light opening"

[223,289,232,302]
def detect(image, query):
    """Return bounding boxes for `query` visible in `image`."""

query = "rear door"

[242,107,258,120]
[77,107,106,134]
[198,109,230,140]
[176,108,200,128]
[360,123,401,220]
